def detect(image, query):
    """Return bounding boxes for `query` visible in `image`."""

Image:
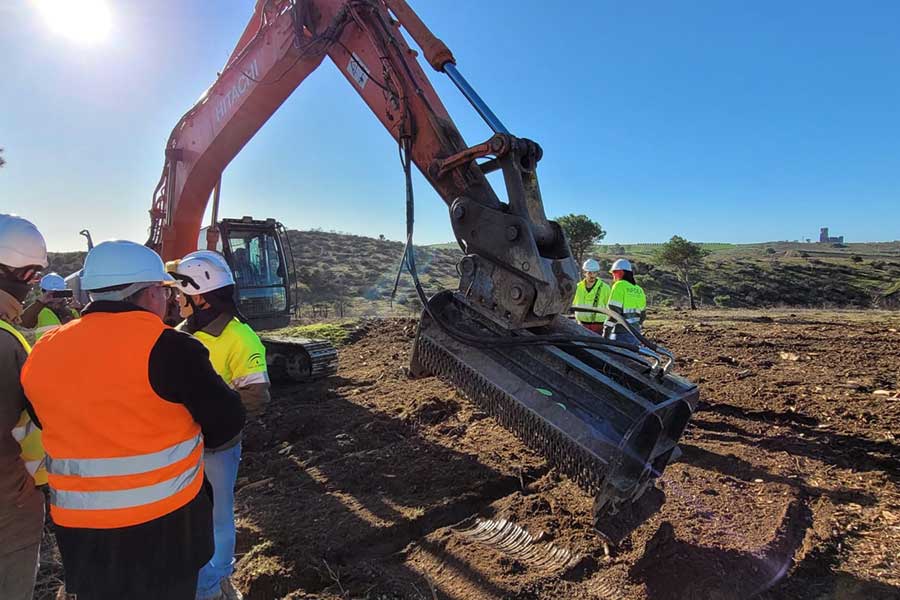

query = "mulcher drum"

[411,291,699,517]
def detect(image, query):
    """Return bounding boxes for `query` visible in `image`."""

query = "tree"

[0,148,5,169]
[556,214,606,266]
[655,236,708,310]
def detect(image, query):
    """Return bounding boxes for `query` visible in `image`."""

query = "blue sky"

[1,0,898,251]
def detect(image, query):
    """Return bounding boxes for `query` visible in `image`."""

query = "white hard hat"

[39,273,67,292]
[172,250,234,295]
[610,258,633,272]
[0,214,48,269]
[81,240,173,291]
[582,258,601,273]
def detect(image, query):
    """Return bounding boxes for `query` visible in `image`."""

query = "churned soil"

[36,310,900,599]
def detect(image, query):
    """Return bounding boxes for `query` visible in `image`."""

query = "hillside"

[44,234,900,313]
[594,240,900,308]
[284,230,459,317]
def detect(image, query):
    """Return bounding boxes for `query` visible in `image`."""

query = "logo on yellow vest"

[248,352,264,369]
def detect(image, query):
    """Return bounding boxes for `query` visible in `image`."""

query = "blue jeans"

[197,442,241,599]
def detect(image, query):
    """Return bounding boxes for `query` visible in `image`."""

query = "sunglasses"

[0,265,42,283]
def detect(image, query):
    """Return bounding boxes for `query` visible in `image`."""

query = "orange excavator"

[146,0,698,527]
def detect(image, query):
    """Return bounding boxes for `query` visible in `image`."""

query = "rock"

[335,433,355,448]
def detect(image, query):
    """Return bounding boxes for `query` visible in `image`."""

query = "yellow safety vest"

[193,317,269,388]
[607,280,647,332]
[0,319,48,485]
[572,279,610,323]
[35,306,79,341]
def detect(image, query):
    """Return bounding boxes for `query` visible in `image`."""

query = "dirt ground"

[37,309,900,599]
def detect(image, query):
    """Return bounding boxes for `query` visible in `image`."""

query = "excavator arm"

[149,0,574,329]
[149,0,698,531]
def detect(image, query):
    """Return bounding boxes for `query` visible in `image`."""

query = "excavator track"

[261,335,339,383]
[411,291,698,521]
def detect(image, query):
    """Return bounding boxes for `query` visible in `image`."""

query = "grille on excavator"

[410,291,698,519]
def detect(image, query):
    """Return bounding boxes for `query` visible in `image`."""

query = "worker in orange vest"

[0,214,48,600]
[21,240,245,600]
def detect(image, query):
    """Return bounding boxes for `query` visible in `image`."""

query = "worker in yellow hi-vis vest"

[604,258,647,346]
[0,213,48,600]
[170,250,270,600]
[572,259,611,333]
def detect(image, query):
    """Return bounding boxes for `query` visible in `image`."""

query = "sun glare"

[36,0,111,44]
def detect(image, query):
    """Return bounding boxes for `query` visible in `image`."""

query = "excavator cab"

[201,217,292,331]
[217,217,292,331]
[199,216,338,382]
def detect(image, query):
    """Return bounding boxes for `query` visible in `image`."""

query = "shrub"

[800,251,809,258]
[850,255,863,263]
[765,247,776,255]
[714,295,732,307]
[691,282,714,304]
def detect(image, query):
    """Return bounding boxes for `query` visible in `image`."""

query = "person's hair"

[202,285,249,323]
[622,270,636,284]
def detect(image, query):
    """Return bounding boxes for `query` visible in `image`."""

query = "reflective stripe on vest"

[49,459,202,511]
[623,308,644,322]
[46,433,202,477]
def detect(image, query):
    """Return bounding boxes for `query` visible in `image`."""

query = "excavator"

[145,0,699,528]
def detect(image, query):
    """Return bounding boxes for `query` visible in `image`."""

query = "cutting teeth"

[413,334,607,494]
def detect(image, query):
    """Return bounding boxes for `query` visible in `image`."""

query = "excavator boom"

[149,0,698,526]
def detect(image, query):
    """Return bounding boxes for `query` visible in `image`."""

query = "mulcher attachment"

[410,291,698,523]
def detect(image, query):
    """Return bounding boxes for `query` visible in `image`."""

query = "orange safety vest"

[20,310,204,529]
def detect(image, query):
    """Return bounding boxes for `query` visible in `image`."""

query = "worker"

[20,240,246,600]
[604,258,647,346]
[572,258,611,333]
[8,272,56,488]
[19,272,79,340]
[170,250,270,600]
[0,214,48,600]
